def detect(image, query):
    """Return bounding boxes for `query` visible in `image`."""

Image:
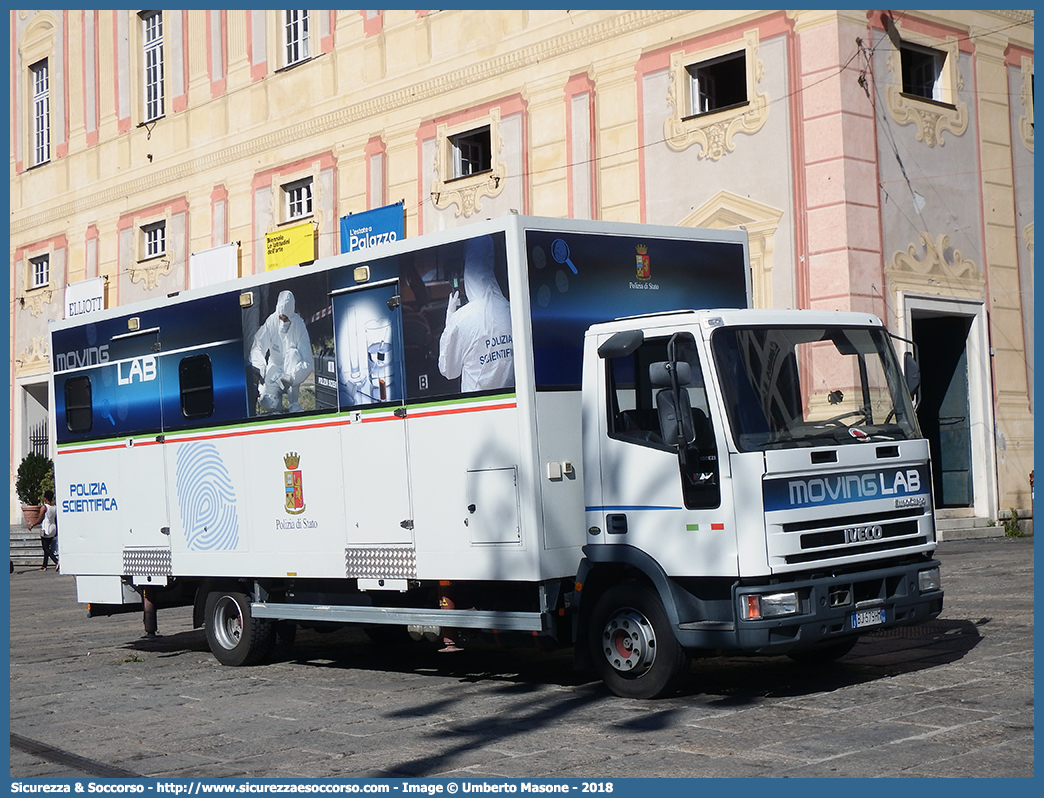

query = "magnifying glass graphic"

[551,238,578,275]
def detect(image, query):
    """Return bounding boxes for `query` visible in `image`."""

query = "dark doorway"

[912,315,973,507]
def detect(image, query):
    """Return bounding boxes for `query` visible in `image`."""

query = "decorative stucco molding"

[1019,57,1034,153]
[681,190,783,308]
[15,336,50,373]
[20,284,55,317]
[888,232,980,283]
[430,108,506,218]
[884,37,968,147]
[664,30,768,160]
[129,257,173,290]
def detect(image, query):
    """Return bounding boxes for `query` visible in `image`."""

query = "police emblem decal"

[284,452,305,514]
[635,244,651,280]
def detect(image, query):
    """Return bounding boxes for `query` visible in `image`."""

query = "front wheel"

[204,590,273,666]
[588,583,689,699]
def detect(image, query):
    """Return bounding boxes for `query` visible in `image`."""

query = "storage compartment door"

[466,467,521,544]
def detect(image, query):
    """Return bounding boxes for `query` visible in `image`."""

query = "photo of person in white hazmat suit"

[250,289,314,413]
[438,234,514,393]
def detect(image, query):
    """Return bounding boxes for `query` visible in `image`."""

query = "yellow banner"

[265,222,315,271]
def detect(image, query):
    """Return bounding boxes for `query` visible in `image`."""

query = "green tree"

[15,452,54,506]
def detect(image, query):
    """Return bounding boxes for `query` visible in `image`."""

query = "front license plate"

[852,608,886,628]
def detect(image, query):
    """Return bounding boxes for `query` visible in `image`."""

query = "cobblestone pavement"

[8,536,1033,779]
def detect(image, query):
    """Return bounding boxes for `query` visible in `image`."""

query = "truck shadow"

[123,617,982,700]
[126,628,211,656]
[678,617,984,702]
[117,617,984,778]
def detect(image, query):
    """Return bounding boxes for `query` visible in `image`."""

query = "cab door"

[591,329,736,577]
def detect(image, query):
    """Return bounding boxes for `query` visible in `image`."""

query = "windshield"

[711,325,920,451]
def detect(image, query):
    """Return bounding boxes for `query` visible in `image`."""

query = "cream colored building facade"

[9,10,1034,526]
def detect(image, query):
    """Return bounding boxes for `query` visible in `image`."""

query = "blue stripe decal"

[763,465,929,512]
[586,505,682,512]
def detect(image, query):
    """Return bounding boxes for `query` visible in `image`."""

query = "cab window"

[605,332,720,508]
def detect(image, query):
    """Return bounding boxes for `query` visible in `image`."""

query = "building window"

[885,34,966,146]
[686,52,747,117]
[1021,64,1034,150]
[450,127,492,178]
[1027,72,1035,131]
[29,255,50,289]
[141,11,165,121]
[284,10,310,67]
[664,31,768,160]
[31,59,50,166]
[284,178,313,221]
[431,110,506,217]
[143,221,166,259]
[901,43,946,103]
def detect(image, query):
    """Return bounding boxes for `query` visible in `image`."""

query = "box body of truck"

[49,215,942,698]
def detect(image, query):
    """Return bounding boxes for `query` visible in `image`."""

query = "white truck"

[49,215,943,698]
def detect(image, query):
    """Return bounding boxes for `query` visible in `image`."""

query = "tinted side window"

[179,354,214,419]
[606,338,671,450]
[65,376,93,433]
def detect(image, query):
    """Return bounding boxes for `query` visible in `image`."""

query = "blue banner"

[340,202,405,254]
[763,465,930,513]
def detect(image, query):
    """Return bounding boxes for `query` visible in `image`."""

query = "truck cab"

[578,309,943,698]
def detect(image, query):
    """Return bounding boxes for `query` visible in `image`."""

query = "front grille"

[801,520,919,549]
[786,535,928,565]
[782,506,925,534]
[773,505,931,567]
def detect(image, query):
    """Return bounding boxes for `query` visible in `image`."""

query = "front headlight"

[741,590,800,620]
[918,567,941,593]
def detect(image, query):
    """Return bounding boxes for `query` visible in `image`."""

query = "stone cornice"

[12,9,688,236]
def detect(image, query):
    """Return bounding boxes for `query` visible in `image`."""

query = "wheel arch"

[573,544,688,669]
[193,577,253,629]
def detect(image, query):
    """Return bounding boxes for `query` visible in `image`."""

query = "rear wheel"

[204,590,273,666]
[589,583,689,699]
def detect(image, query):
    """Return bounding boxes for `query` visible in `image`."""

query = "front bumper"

[674,557,943,654]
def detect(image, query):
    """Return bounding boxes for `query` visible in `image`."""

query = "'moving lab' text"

[763,466,927,512]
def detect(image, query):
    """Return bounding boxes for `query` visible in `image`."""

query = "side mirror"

[651,361,695,446]
[904,351,921,408]
[656,389,695,447]
[598,329,644,359]
[649,360,691,387]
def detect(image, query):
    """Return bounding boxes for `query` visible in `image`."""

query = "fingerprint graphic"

[175,442,240,551]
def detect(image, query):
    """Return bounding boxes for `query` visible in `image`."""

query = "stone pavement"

[8,536,1033,779]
